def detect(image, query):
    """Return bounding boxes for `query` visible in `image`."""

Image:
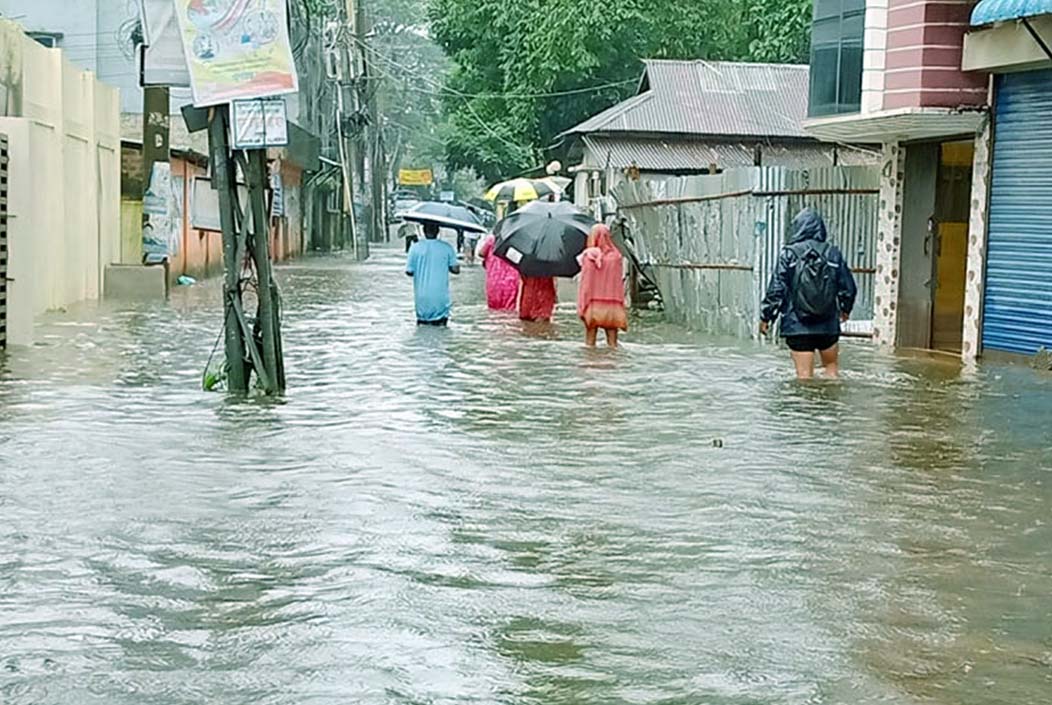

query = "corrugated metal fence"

[615,166,879,339]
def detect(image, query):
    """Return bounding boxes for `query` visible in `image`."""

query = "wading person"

[399,220,421,253]
[518,275,557,322]
[477,231,519,311]
[406,221,460,326]
[577,224,628,348]
[760,208,857,379]
[464,229,481,264]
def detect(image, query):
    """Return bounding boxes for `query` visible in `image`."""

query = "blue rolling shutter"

[982,70,1052,356]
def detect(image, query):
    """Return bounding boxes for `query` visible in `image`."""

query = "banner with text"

[173,0,299,107]
[399,169,433,186]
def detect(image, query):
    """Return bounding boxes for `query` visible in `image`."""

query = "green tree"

[426,0,813,181]
[366,0,454,180]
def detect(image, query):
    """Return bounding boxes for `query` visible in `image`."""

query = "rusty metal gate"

[0,135,7,350]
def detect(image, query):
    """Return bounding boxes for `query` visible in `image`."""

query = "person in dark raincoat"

[760,208,857,379]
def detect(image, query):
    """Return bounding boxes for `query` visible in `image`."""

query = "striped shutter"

[982,69,1052,355]
[0,135,7,350]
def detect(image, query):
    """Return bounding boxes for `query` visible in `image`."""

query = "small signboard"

[440,190,455,202]
[231,98,289,149]
[399,168,433,186]
[192,177,249,232]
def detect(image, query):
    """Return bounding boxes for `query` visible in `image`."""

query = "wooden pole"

[246,149,283,394]
[207,106,249,393]
[142,85,170,277]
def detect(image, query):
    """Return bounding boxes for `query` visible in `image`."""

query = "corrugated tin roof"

[567,60,811,139]
[581,135,877,172]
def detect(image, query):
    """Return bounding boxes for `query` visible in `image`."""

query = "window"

[809,0,865,117]
[27,32,62,49]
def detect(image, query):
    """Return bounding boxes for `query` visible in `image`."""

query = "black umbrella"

[402,201,488,233]
[493,201,596,277]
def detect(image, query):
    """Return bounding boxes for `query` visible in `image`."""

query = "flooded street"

[1,244,1051,705]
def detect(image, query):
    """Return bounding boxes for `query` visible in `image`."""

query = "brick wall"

[121,144,144,198]
[884,0,987,109]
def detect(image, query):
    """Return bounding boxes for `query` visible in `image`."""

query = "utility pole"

[346,0,385,250]
[343,0,364,256]
[196,105,286,395]
[142,86,170,206]
[207,107,249,392]
[361,16,386,244]
[142,83,170,268]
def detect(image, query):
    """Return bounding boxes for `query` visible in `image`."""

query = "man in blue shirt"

[406,222,460,325]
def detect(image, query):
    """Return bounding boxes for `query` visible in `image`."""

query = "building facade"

[805,0,1052,361]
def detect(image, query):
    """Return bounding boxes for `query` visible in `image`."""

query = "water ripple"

[1,245,1050,704]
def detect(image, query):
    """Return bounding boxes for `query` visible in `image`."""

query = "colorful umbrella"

[484,178,556,203]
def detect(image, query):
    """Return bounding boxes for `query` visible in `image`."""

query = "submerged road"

[1,244,1051,704]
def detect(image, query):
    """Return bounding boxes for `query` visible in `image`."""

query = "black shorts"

[785,334,839,352]
[417,318,448,327]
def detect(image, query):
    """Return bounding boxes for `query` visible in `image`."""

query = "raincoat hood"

[788,208,828,245]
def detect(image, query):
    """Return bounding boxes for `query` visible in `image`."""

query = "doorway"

[897,140,973,352]
[930,141,972,353]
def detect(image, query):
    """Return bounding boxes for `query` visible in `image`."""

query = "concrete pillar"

[574,171,589,209]
[961,115,993,362]
[861,0,888,113]
[873,142,905,348]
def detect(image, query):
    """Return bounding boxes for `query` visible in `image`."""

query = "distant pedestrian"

[399,220,421,253]
[406,221,460,326]
[477,232,519,311]
[760,208,857,379]
[577,224,628,348]
[519,276,557,322]
[464,230,481,264]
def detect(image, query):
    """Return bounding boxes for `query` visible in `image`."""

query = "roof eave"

[581,130,824,142]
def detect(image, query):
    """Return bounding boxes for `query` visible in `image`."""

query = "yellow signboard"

[399,169,434,186]
[174,0,299,107]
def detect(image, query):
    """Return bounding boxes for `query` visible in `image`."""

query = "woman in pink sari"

[476,233,519,311]
[577,224,628,347]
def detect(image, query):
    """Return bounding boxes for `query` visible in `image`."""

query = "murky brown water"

[1,244,1051,704]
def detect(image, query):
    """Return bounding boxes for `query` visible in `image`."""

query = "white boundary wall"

[0,20,120,346]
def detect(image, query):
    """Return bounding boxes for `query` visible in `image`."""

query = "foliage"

[449,167,486,203]
[426,0,814,181]
[366,0,453,179]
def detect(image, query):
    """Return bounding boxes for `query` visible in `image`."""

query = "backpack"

[791,241,839,321]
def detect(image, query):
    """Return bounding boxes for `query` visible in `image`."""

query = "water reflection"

[0,246,1050,704]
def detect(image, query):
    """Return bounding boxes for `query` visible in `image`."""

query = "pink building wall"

[883,0,987,109]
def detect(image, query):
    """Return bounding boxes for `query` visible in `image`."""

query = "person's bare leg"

[605,328,619,348]
[585,327,598,347]
[790,350,816,380]
[819,344,840,379]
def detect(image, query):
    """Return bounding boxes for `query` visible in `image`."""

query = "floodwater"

[1,243,1051,705]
